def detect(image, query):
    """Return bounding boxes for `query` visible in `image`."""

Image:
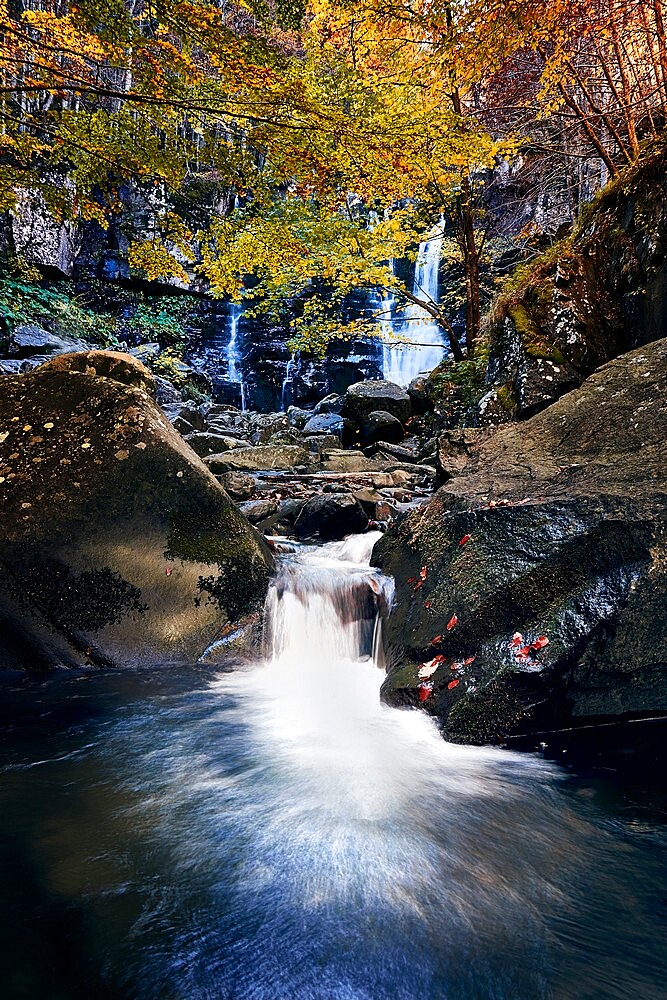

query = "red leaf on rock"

[419,566,428,580]
[446,614,458,631]
[509,632,523,648]
[459,534,471,546]
[448,679,460,690]
[424,599,432,609]
[165,566,172,577]
[407,577,416,585]
[418,683,433,702]
[530,636,549,651]
[464,656,476,665]
[414,580,423,591]
[430,635,443,646]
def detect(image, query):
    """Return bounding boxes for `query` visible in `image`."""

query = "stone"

[302,412,345,436]
[154,375,182,406]
[0,351,273,671]
[293,493,369,541]
[218,472,257,501]
[8,324,88,358]
[313,393,344,415]
[239,498,280,524]
[185,432,249,457]
[343,380,412,425]
[375,339,667,752]
[359,410,405,446]
[287,405,312,429]
[204,445,314,474]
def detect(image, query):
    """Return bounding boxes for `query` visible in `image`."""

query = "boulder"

[343,380,412,425]
[302,413,345,436]
[154,375,182,406]
[205,444,314,474]
[239,498,280,524]
[294,494,369,541]
[313,393,344,415]
[217,471,257,501]
[0,351,273,670]
[287,405,311,429]
[185,432,249,457]
[7,323,88,358]
[359,410,405,446]
[375,339,667,751]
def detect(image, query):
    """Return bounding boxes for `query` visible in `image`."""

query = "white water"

[382,221,447,386]
[281,350,299,410]
[10,534,662,998]
[225,301,246,410]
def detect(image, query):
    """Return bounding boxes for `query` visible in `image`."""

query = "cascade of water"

[382,221,447,386]
[225,301,246,410]
[280,351,299,410]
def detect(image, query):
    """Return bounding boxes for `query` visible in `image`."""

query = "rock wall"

[477,139,667,421]
[375,338,667,747]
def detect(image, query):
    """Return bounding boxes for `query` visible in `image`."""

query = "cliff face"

[474,140,667,422]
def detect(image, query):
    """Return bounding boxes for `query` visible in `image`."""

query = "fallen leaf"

[419,566,428,580]
[446,614,458,631]
[418,683,433,702]
[407,576,416,585]
[447,679,460,690]
[459,534,471,546]
[165,567,172,577]
[464,655,476,665]
[424,599,432,609]
[429,635,443,645]
[530,636,549,650]
[509,632,524,648]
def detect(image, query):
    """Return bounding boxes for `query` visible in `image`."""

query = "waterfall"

[225,301,246,410]
[280,351,299,410]
[382,221,447,386]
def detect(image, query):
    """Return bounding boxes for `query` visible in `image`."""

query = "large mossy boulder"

[374,339,667,748]
[0,351,274,670]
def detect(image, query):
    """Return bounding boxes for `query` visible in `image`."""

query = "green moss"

[495,384,517,412]
[507,303,565,364]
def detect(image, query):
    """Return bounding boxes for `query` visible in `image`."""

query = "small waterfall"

[280,351,299,410]
[382,221,447,386]
[225,301,246,410]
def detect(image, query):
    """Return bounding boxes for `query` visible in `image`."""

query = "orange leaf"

[447,679,460,690]
[446,614,458,631]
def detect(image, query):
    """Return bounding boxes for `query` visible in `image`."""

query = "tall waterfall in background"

[225,301,246,410]
[382,221,447,386]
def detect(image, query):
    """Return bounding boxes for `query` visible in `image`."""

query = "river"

[1,535,666,999]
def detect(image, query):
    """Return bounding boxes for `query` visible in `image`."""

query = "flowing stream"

[1,535,667,999]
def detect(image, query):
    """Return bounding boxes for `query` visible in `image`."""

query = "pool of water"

[1,538,666,1000]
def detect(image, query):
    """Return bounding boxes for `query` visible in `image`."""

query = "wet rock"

[294,493,369,541]
[407,375,430,413]
[217,471,257,501]
[302,413,345,436]
[247,412,290,444]
[343,380,412,425]
[313,393,344,415]
[359,410,405,446]
[239,498,280,524]
[375,339,667,750]
[287,405,311,429]
[0,351,273,670]
[303,434,341,455]
[205,444,315,474]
